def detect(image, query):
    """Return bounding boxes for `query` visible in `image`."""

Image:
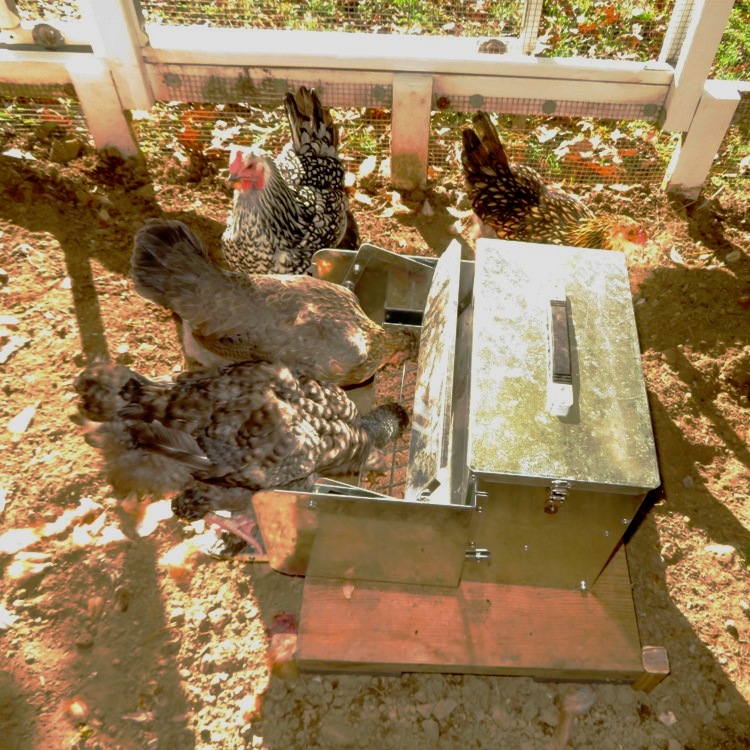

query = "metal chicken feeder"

[252,238,669,690]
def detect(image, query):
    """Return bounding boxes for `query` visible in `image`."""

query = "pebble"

[49,138,83,164]
[725,620,740,639]
[169,607,185,625]
[432,697,458,721]
[421,719,440,742]
[725,250,741,263]
[717,701,732,716]
[703,543,736,564]
[662,348,677,364]
[667,740,682,750]
[318,717,359,747]
[681,476,694,489]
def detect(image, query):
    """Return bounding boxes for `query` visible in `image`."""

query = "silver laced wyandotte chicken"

[221,85,359,275]
[73,360,410,546]
[131,218,415,384]
[461,112,648,252]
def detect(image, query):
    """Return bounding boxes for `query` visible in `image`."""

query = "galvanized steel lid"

[468,240,660,492]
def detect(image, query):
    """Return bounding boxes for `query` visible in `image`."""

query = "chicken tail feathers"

[462,111,510,175]
[284,85,338,157]
[360,402,410,448]
[131,218,215,312]
[128,421,213,471]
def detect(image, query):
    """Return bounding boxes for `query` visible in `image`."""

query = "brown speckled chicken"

[222,85,359,275]
[74,360,410,501]
[462,112,647,252]
[131,219,414,385]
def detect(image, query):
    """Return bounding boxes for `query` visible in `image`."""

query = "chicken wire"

[11,0,81,21]
[0,82,90,150]
[431,106,676,187]
[136,1,681,62]
[709,89,750,182]
[138,0,525,37]
[133,74,393,169]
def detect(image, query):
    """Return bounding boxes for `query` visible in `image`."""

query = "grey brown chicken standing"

[130,218,415,385]
[73,360,410,550]
[222,85,359,275]
[461,112,648,252]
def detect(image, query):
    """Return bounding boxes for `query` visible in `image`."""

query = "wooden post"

[519,0,544,55]
[77,0,153,110]
[66,56,139,156]
[663,79,740,199]
[631,646,670,693]
[660,0,735,132]
[390,73,433,191]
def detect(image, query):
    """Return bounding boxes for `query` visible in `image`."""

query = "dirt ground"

[0,130,749,750]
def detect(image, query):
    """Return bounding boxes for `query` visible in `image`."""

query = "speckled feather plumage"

[74,360,409,498]
[131,219,413,385]
[462,112,642,250]
[222,86,358,275]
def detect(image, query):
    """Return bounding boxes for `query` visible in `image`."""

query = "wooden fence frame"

[0,0,742,196]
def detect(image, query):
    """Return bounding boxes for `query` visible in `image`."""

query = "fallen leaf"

[357,155,377,179]
[7,403,38,440]
[0,527,40,555]
[0,604,19,630]
[354,192,373,205]
[669,247,685,265]
[135,499,174,537]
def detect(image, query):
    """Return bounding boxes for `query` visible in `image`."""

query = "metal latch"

[544,480,572,515]
[465,477,491,561]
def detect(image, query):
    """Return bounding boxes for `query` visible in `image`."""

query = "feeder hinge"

[544,480,572,515]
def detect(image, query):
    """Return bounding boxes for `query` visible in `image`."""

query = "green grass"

[713,0,750,80]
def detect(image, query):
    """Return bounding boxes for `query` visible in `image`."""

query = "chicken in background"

[222,85,359,275]
[73,359,409,509]
[131,218,415,385]
[461,112,648,252]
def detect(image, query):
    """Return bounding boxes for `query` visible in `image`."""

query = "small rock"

[0,269,8,285]
[703,543,736,565]
[49,138,83,164]
[169,607,185,625]
[660,541,682,564]
[432,697,458,721]
[208,607,230,631]
[319,717,358,747]
[661,348,677,364]
[421,719,440,742]
[725,250,741,263]
[668,740,682,750]
[725,620,740,640]
[681,476,694,489]
[540,705,559,727]
[658,710,677,726]
[716,701,732,716]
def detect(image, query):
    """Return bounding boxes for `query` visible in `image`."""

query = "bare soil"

[0,136,749,750]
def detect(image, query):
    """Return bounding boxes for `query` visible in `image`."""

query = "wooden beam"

[390,73,432,191]
[77,0,153,110]
[663,79,740,199]
[143,25,673,84]
[66,56,139,156]
[0,50,72,85]
[0,19,93,48]
[661,0,735,132]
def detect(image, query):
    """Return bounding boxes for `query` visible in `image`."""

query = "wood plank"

[298,545,646,682]
[144,26,673,84]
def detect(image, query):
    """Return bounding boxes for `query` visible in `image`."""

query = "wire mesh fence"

[0,82,90,152]
[136,0,680,62]
[12,0,81,21]
[709,89,750,184]
[139,0,525,37]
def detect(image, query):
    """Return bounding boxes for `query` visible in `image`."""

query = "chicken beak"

[226,175,241,190]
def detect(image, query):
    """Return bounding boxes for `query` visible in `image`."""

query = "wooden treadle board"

[297,545,644,681]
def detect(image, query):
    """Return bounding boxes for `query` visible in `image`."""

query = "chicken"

[461,112,648,252]
[73,360,410,501]
[131,218,415,385]
[222,85,359,275]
